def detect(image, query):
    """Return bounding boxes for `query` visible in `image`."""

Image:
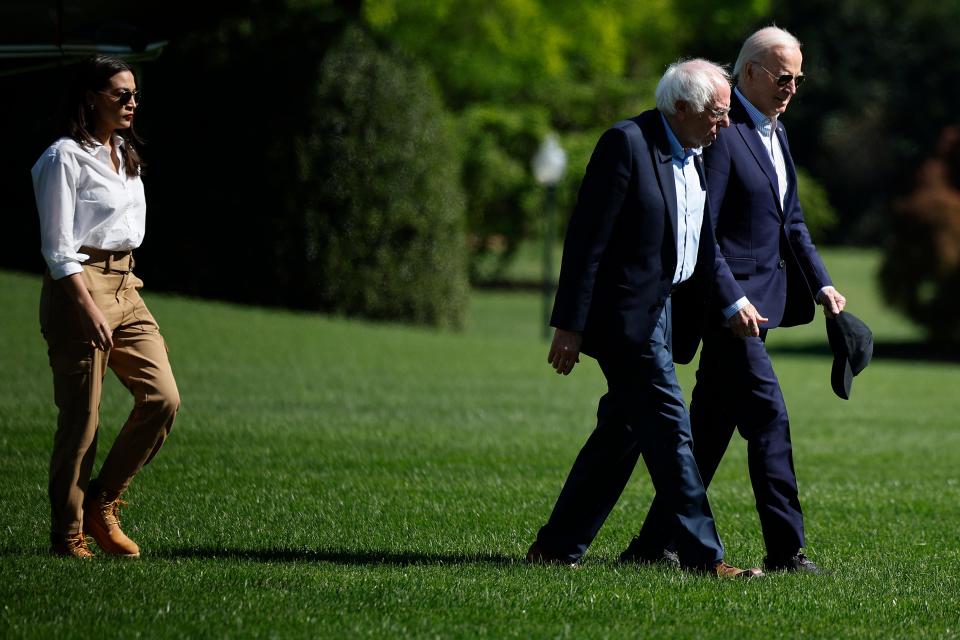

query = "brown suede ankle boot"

[50,531,94,559]
[83,480,141,558]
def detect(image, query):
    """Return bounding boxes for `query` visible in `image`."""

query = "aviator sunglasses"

[98,89,142,105]
[754,62,805,88]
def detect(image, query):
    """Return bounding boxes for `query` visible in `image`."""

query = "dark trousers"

[640,324,805,559]
[534,302,724,568]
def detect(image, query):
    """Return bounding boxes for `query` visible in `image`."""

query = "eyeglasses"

[98,89,141,105]
[706,106,730,120]
[754,63,805,88]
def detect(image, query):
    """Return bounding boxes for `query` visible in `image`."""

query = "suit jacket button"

[778,259,786,269]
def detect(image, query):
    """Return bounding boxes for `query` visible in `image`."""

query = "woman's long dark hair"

[63,54,144,177]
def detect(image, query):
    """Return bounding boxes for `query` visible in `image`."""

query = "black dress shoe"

[619,545,681,568]
[764,552,823,574]
[525,542,579,568]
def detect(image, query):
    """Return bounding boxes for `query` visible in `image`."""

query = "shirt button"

[778,259,786,269]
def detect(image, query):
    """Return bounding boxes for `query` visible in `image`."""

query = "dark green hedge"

[299,27,468,328]
[137,17,467,328]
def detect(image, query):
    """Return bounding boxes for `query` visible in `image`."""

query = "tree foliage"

[361,0,772,281]
[796,167,838,242]
[880,127,960,344]
[773,0,960,243]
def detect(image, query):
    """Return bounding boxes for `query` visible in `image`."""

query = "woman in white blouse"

[32,55,179,559]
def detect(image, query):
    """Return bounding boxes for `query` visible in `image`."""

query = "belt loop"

[104,254,112,274]
[130,253,136,272]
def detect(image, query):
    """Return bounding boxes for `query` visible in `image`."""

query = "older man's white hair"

[733,26,801,78]
[655,59,731,115]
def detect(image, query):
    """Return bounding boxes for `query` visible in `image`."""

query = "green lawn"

[0,249,957,639]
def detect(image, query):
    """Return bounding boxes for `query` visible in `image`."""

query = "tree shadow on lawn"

[152,547,519,566]
[767,339,960,363]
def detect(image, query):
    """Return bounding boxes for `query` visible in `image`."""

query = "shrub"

[298,27,469,328]
[795,166,838,243]
[880,126,960,344]
[141,20,467,328]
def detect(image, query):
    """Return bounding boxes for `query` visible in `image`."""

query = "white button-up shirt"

[31,136,146,280]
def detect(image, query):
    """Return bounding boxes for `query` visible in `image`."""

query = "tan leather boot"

[713,561,763,578]
[50,531,95,559]
[83,481,141,558]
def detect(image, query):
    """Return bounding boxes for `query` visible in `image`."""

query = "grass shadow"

[152,546,519,566]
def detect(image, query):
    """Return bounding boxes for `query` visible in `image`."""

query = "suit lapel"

[650,115,679,252]
[731,98,783,216]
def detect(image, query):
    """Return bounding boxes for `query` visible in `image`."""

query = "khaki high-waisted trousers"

[39,248,179,536]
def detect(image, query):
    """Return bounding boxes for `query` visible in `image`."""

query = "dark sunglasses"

[754,63,805,88]
[98,89,141,105]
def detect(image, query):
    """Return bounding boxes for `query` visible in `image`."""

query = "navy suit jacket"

[704,96,831,328]
[550,110,717,365]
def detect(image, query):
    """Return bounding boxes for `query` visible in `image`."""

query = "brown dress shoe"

[50,531,94,559]
[525,542,579,568]
[713,561,763,578]
[83,483,140,558]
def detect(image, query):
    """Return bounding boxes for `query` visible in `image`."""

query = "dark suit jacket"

[550,110,717,365]
[704,95,831,328]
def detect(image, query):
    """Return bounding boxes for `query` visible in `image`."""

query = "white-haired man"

[627,27,845,574]
[525,59,761,577]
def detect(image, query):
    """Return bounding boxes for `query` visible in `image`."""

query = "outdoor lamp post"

[532,133,567,340]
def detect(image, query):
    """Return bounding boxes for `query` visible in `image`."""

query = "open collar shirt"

[31,135,146,280]
[735,87,788,209]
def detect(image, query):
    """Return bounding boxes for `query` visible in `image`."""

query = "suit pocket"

[49,346,94,376]
[725,257,756,280]
[612,283,641,311]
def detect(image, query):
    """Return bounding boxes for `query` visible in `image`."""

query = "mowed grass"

[0,248,958,639]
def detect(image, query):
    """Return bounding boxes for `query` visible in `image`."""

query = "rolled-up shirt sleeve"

[32,149,85,280]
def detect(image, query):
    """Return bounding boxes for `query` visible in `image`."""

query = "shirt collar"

[82,134,125,155]
[659,112,702,163]
[734,87,777,136]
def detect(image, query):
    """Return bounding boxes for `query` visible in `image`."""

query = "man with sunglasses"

[623,26,846,574]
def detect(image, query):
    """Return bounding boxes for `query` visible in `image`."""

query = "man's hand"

[728,303,769,338]
[819,286,846,318]
[548,328,583,375]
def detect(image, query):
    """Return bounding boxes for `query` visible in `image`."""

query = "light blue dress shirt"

[660,113,704,285]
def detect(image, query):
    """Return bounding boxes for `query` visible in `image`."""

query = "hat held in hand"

[825,311,873,400]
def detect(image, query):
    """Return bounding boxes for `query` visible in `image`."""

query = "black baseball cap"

[825,311,874,400]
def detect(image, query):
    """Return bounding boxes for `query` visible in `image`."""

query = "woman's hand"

[59,273,113,350]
